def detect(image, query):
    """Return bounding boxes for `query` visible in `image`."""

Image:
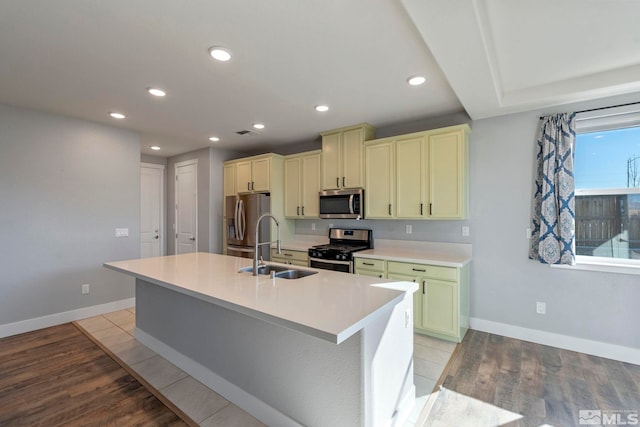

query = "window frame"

[557,103,640,275]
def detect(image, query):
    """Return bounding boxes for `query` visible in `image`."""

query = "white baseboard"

[135,328,299,427]
[470,317,640,365]
[0,298,135,339]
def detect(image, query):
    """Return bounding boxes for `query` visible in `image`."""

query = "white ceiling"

[0,0,463,157]
[401,0,640,120]
[1,1,640,158]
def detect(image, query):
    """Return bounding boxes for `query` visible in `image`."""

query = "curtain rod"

[539,101,640,120]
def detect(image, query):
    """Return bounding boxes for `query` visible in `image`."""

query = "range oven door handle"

[309,257,354,273]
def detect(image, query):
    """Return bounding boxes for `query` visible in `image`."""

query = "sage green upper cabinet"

[320,123,375,190]
[429,129,468,218]
[284,150,321,218]
[235,156,271,193]
[364,124,470,220]
[364,139,395,218]
[223,162,236,197]
[396,135,427,218]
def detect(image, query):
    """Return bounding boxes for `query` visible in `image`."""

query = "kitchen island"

[104,252,417,427]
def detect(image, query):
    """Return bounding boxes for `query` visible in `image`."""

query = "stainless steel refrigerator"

[225,193,271,260]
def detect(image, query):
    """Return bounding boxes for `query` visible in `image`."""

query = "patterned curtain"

[529,113,577,265]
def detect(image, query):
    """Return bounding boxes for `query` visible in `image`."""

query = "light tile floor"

[75,309,455,427]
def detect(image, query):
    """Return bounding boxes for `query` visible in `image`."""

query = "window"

[574,105,640,268]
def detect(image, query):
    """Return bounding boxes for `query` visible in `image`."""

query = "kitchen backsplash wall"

[295,219,471,244]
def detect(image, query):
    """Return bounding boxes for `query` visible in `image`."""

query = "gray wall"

[0,103,139,325]
[470,108,639,349]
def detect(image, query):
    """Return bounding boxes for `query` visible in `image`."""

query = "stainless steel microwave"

[319,188,364,219]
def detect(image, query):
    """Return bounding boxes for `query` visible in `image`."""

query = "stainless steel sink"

[238,265,289,275]
[238,265,318,279]
[274,269,318,280]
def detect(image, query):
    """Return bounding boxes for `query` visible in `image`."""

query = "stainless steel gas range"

[308,228,373,273]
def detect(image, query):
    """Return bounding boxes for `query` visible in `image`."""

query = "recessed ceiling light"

[147,87,166,97]
[253,123,265,130]
[209,136,220,142]
[407,75,427,86]
[209,46,231,62]
[109,112,126,119]
[315,105,329,112]
[150,145,161,151]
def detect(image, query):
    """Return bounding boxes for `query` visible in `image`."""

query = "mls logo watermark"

[579,409,639,425]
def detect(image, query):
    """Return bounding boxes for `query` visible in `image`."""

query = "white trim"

[470,317,640,365]
[0,298,135,339]
[552,257,640,276]
[135,328,299,427]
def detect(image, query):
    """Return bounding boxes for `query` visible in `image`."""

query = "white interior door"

[175,159,198,254]
[140,163,164,258]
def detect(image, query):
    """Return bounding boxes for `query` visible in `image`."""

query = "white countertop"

[104,252,416,344]
[355,239,472,267]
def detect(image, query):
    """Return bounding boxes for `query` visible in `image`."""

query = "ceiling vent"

[236,129,258,136]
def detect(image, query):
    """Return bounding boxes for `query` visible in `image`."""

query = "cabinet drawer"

[355,257,386,272]
[271,248,308,263]
[387,261,457,281]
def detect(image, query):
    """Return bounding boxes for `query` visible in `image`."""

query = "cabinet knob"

[388,204,392,216]
[297,206,300,215]
[336,177,340,187]
[420,203,424,215]
[301,206,305,216]
[342,177,346,187]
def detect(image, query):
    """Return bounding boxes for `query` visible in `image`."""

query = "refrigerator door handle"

[239,199,246,240]
[234,198,240,241]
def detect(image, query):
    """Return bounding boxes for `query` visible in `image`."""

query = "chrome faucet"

[254,213,281,276]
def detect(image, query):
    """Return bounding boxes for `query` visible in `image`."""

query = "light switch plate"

[406,225,412,234]
[115,228,129,238]
[462,226,470,236]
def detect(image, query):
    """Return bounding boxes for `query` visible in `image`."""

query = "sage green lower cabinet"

[270,248,309,267]
[354,257,387,278]
[387,261,469,342]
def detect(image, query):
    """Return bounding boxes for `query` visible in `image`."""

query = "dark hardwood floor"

[0,323,188,426]
[425,330,640,427]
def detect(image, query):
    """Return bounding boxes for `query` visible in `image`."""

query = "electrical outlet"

[405,309,412,328]
[82,284,90,294]
[536,301,546,314]
[526,228,532,239]
[406,224,412,234]
[462,226,470,237]
[329,223,333,228]
[311,223,316,231]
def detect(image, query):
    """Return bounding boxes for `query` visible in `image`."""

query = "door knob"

[153,235,159,240]
[189,237,196,241]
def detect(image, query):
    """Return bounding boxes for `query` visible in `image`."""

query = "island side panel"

[362,291,415,426]
[135,278,363,427]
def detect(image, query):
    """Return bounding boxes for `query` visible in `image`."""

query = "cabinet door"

[365,141,394,218]
[429,131,464,218]
[388,272,421,328]
[284,157,301,218]
[342,127,364,188]
[236,160,252,193]
[251,158,270,192]
[321,132,341,190]
[223,163,236,197]
[301,153,321,217]
[424,278,458,337]
[396,136,426,218]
